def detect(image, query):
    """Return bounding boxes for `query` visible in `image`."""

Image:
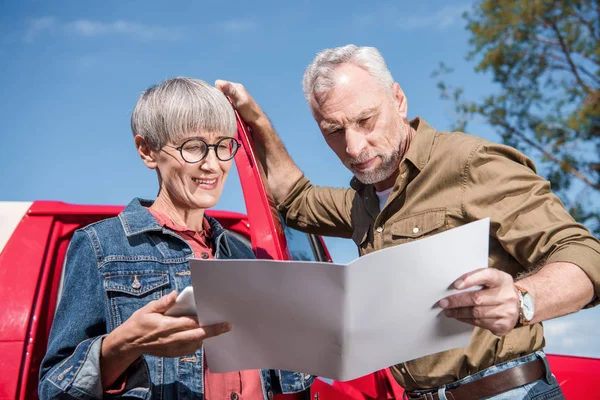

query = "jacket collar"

[118,198,227,239]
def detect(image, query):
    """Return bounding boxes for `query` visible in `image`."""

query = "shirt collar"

[119,197,224,238]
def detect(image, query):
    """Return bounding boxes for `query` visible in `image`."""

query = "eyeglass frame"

[163,136,241,164]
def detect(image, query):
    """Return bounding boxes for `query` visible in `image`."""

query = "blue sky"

[1,0,598,358]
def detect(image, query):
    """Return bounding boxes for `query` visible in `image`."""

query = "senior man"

[217,45,600,399]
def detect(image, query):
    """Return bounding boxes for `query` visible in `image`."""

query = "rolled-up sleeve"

[462,143,600,305]
[38,230,151,399]
[277,175,356,238]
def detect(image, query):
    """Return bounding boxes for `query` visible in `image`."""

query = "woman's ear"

[134,135,158,170]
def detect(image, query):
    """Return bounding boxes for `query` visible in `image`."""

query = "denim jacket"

[39,198,314,400]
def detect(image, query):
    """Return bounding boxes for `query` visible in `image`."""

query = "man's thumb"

[215,80,235,98]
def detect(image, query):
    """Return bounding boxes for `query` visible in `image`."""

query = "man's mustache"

[347,153,376,166]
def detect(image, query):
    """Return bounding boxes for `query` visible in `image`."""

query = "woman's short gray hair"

[131,77,236,150]
[302,45,394,108]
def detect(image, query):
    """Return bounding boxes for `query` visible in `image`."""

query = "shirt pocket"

[104,269,171,328]
[391,208,447,244]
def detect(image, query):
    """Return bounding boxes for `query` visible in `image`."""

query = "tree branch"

[494,119,599,190]
[547,18,594,94]
[572,5,599,41]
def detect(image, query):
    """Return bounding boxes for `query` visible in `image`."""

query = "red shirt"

[149,208,305,400]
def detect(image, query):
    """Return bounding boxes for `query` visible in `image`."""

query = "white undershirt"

[375,187,394,211]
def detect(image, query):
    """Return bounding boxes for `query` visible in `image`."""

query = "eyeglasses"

[165,137,240,164]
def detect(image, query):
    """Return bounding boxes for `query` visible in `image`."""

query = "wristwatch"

[515,284,535,326]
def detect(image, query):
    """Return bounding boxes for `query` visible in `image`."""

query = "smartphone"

[165,286,196,317]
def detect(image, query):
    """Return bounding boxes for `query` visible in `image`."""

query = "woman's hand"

[100,291,231,389]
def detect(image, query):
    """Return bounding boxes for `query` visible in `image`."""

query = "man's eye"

[359,117,370,126]
[328,129,344,136]
[184,146,202,152]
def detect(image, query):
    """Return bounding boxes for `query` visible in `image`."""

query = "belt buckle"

[406,391,436,400]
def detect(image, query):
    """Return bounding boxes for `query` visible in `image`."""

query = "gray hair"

[302,45,394,108]
[131,77,236,150]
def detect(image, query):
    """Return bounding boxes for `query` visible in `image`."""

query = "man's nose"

[345,129,366,158]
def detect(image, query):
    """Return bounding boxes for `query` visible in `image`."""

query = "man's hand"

[215,79,303,204]
[438,268,520,337]
[215,80,266,126]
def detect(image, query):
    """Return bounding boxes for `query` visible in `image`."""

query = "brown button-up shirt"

[278,118,600,390]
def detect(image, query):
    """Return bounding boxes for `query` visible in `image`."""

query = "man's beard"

[347,148,401,184]
[345,131,403,185]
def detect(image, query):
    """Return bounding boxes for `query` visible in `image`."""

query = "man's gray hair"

[131,77,236,150]
[302,45,394,107]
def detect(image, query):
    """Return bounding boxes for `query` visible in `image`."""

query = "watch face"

[522,293,535,321]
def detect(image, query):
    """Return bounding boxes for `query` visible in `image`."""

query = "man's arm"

[439,143,599,336]
[215,80,356,237]
[215,80,302,204]
[439,261,594,336]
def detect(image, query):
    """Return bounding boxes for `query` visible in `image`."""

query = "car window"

[280,216,318,261]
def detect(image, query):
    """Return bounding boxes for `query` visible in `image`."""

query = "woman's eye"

[185,146,202,152]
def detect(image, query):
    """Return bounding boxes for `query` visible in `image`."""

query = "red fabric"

[104,374,128,395]
[148,208,264,400]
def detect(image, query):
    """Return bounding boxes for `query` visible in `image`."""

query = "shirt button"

[268,391,274,400]
[230,393,239,400]
[201,252,209,259]
[401,367,407,374]
[412,227,419,234]
[376,226,384,233]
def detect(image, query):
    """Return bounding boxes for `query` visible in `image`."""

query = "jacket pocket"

[392,208,447,243]
[104,270,171,328]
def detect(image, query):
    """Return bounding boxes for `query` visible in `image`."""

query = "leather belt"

[406,358,545,400]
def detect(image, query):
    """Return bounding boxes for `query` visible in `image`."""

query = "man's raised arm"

[215,80,303,204]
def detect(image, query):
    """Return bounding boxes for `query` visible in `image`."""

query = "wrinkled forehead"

[310,64,385,115]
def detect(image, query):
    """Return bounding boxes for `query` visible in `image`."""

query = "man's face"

[311,63,408,190]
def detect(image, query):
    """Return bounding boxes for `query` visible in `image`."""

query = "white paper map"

[190,218,489,381]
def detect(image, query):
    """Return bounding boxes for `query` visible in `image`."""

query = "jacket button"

[201,252,209,259]
[376,226,383,233]
[131,275,141,290]
[230,393,239,400]
[267,391,274,400]
[412,227,419,234]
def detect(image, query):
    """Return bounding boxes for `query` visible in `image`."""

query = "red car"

[1,114,599,399]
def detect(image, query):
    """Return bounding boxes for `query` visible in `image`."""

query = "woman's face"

[154,131,235,211]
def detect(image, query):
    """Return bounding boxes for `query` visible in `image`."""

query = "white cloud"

[354,4,471,31]
[23,17,181,43]
[216,18,258,33]
[24,16,58,43]
[66,19,181,40]
[543,309,600,358]
[399,5,471,30]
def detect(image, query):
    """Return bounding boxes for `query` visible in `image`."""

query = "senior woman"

[39,77,313,400]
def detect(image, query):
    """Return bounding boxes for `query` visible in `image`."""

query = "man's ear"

[392,82,408,119]
[134,135,158,170]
